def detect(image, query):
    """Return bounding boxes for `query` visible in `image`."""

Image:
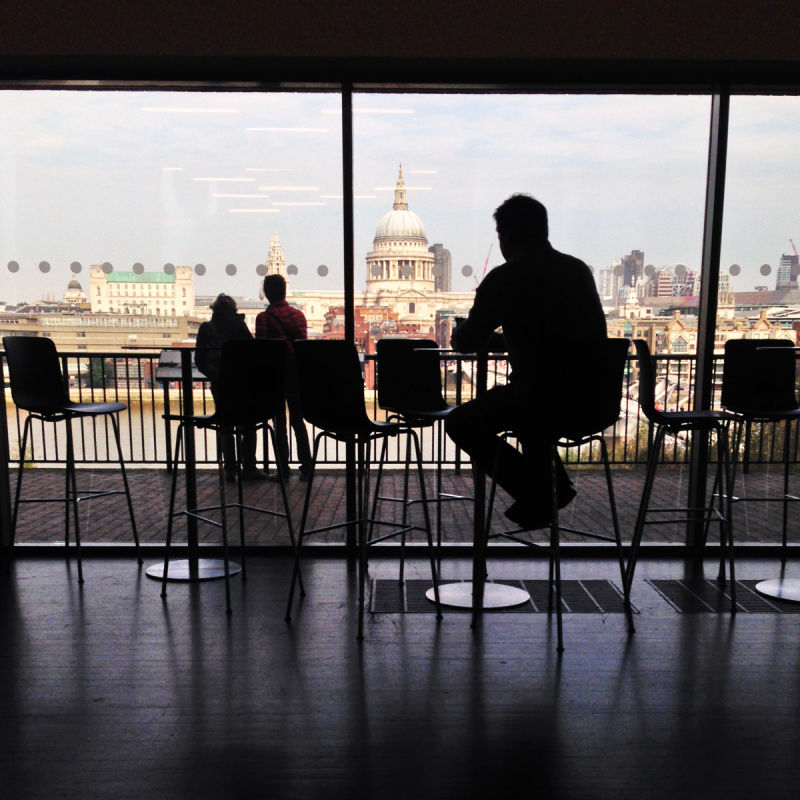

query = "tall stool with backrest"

[161,338,295,614]
[719,338,800,560]
[475,337,633,651]
[284,339,441,639]
[375,338,469,562]
[3,335,140,583]
[624,338,736,615]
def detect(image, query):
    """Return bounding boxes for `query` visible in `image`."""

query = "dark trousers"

[221,429,257,473]
[272,392,312,473]
[211,384,257,472]
[445,384,570,512]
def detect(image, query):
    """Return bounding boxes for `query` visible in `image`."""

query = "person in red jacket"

[255,274,313,480]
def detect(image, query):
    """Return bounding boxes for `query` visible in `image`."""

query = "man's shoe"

[268,467,291,483]
[241,468,269,481]
[503,484,577,530]
[504,502,550,530]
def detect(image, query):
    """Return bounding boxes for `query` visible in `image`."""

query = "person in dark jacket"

[446,194,607,529]
[195,293,267,482]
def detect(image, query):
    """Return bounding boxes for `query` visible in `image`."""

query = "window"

[353,92,709,355]
[719,96,800,352]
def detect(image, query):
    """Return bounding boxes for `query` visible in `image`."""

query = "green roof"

[106,272,175,284]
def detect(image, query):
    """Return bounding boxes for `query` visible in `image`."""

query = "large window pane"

[716,96,800,543]
[1,89,344,546]
[1,89,343,327]
[351,93,710,349]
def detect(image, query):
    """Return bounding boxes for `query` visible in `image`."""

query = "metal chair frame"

[374,338,470,558]
[624,338,737,616]
[3,336,140,583]
[284,339,442,639]
[161,339,296,613]
[476,337,633,652]
[716,339,800,561]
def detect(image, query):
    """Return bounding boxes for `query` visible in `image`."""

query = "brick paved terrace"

[8,463,800,552]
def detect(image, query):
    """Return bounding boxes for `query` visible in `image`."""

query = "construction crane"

[791,239,799,260]
[474,244,493,287]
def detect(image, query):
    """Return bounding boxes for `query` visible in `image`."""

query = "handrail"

[2,347,798,469]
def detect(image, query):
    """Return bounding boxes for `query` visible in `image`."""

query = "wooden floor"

[3,552,800,799]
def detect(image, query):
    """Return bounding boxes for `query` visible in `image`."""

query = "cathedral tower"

[365,166,435,295]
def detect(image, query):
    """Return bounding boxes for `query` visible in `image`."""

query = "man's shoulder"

[547,246,591,272]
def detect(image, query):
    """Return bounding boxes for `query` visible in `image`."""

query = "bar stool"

[3,335,140,582]
[284,339,442,640]
[375,338,469,560]
[624,338,736,614]
[475,337,633,651]
[161,338,296,613]
[719,338,800,560]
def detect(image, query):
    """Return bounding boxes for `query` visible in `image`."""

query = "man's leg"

[445,385,529,499]
[271,406,290,476]
[445,385,574,525]
[286,392,312,476]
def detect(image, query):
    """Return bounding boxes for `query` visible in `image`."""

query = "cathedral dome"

[68,278,82,291]
[374,208,427,241]
[373,166,427,243]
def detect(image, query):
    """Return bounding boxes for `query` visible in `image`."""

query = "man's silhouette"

[446,194,607,528]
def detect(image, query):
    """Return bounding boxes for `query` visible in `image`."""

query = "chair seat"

[64,401,127,416]
[660,409,734,431]
[730,407,800,421]
[320,418,406,440]
[392,406,454,425]
[166,411,265,431]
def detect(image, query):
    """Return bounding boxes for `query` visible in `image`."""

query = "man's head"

[493,194,548,259]
[263,274,286,303]
[211,293,237,313]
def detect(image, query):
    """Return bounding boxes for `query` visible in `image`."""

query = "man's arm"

[450,272,503,353]
[254,311,269,339]
[291,307,308,340]
[193,323,213,378]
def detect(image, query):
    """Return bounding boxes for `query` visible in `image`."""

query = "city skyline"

[2,90,799,304]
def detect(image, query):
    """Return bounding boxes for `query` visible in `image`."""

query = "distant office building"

[429,243,452,292]
[776,253,799,290]
[639,264,700,298]
[622,249,644,287]
[598,263,622,303]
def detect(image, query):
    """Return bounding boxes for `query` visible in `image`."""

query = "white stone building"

[90,264,195,317]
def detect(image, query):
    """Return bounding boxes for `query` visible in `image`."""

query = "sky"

[1,89,799,304]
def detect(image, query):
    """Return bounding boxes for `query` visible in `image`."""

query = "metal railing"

[2,348,799,469]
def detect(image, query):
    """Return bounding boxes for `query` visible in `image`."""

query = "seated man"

[446,194,607,528]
